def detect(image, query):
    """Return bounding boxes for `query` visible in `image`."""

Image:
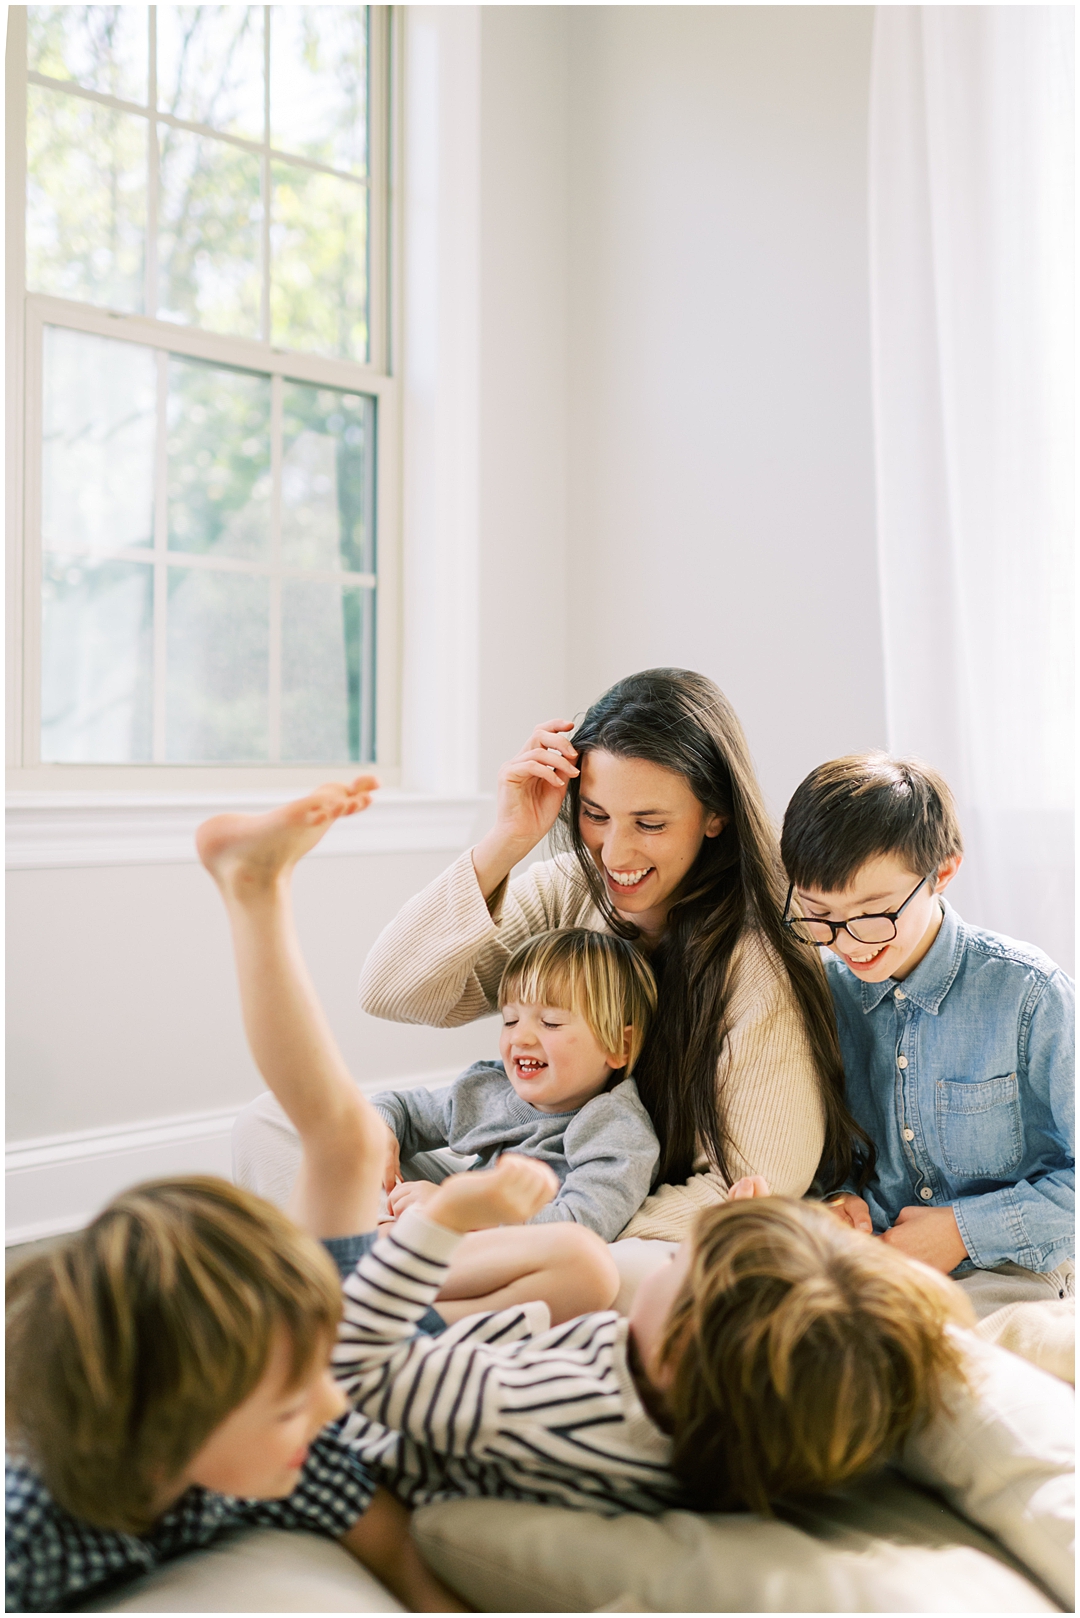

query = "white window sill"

[6,789,490,870]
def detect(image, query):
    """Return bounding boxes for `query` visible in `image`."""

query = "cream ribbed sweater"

[358,850,825,1242]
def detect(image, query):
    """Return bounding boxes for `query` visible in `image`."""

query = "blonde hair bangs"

[499,928,657,1073]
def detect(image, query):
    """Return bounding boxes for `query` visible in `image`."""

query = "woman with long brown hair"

[353,668,867,1245]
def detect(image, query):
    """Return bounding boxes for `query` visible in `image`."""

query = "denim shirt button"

[894,989,906,1001]
[897,1055,908,1069]
[903,1128,915,1141]
[920,1187,933,1200]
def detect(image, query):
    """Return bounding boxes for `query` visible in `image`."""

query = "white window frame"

[5,4,402,792]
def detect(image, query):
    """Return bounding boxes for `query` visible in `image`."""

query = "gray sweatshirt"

[371,1060,661,1242]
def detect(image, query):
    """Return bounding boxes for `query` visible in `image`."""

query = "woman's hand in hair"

[472,720,579,898]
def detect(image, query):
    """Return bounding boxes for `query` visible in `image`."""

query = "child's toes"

[342,776,378,812]
[305,785,349,823]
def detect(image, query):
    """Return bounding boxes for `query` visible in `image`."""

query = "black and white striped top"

[332,1209,682,1516]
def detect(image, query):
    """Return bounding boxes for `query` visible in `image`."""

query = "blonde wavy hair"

[6,1176,342,1533]
[661,1197,968,1513]
[499,927,658,1074]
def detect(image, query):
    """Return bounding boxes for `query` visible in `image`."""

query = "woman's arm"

[359,722,592,1029]
[619,932,826,1242]
[358,851,596,1028]
[708,930,826,1194]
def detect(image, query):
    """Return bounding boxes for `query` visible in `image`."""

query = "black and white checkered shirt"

[5,1416,375,1611]
[4,1232,433,1613]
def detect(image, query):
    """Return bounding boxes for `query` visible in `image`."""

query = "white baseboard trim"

[5,1069,464,1246]
[6,790,489,870]
[6,1106,240,1246]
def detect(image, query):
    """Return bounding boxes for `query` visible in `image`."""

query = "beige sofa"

[86,1473,1060,1613]
[88,1334,1073,1615]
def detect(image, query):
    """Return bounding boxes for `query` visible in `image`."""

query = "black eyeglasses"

[782,877,929,947]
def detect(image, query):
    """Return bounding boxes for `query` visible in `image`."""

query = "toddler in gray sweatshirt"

[372,929,660,1243]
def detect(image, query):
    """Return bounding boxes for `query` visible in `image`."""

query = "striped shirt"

[333,1208,683,1516]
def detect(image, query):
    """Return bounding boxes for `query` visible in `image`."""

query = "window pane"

[42,327,155,555]
[27,84,146,311]
[157,6,264,141]
[41,556,153,762]
[166,568,268,760]
[282,581,372,762]
[270,6,367,175]
[28,5,148,105]
[158,127,262,335]
[167,357,271,561]
[270,165,367,360]
[281,384,374,572]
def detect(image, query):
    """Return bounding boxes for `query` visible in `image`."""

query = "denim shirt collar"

[859,899,965,1016]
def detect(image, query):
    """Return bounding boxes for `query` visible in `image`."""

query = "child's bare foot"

[423,1155,558,1235]
[197,776,378,894]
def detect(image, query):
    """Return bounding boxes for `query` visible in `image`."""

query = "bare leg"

[435,1225,619,1325]
[197,777,390,1238]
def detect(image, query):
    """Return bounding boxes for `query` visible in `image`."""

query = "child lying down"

[2,778,998,1613]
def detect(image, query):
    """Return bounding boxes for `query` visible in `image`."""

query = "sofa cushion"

[899,1329,1074,1607]
[412,1470,1060,1613]
[80,1526,405,1613]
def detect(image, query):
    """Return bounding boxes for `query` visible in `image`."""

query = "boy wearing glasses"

[779,754,1073,1347]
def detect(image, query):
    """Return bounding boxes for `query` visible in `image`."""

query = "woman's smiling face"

[577,751,724,935]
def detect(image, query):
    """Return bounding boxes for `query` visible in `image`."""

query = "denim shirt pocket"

[935,1073,1023,1177]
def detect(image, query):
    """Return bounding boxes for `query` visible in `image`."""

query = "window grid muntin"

[26,72,374,185]
[37,319,378,767]
[11,7,395,779]
[25,4,371,354]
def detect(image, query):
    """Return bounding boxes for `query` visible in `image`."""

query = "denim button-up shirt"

[827,900,1074,1273]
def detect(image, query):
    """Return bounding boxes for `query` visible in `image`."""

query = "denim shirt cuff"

[952,1190,1039,1272]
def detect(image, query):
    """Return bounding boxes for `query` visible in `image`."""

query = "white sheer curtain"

[869,6,1074,973]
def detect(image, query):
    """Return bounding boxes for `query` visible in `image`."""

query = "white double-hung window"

[7,5,395,784]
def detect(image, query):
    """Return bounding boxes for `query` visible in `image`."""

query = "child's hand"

[728,1175,772,1200]
[423,1155,558,1235]
[386,1178,439,1217]
[383,1134,402,1194]
[881,1204,969,1272]
[823,1192,874,1233]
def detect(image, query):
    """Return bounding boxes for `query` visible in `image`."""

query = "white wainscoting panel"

[6,1107,239,1246]
[5,1070,461,1245]
[6,791,488,870]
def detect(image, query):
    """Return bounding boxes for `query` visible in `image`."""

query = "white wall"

[478,6,571,784]
[565,5,883,820]
[6,853,500,1143]
[402,5,572,795]
[7,6,887,1236]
